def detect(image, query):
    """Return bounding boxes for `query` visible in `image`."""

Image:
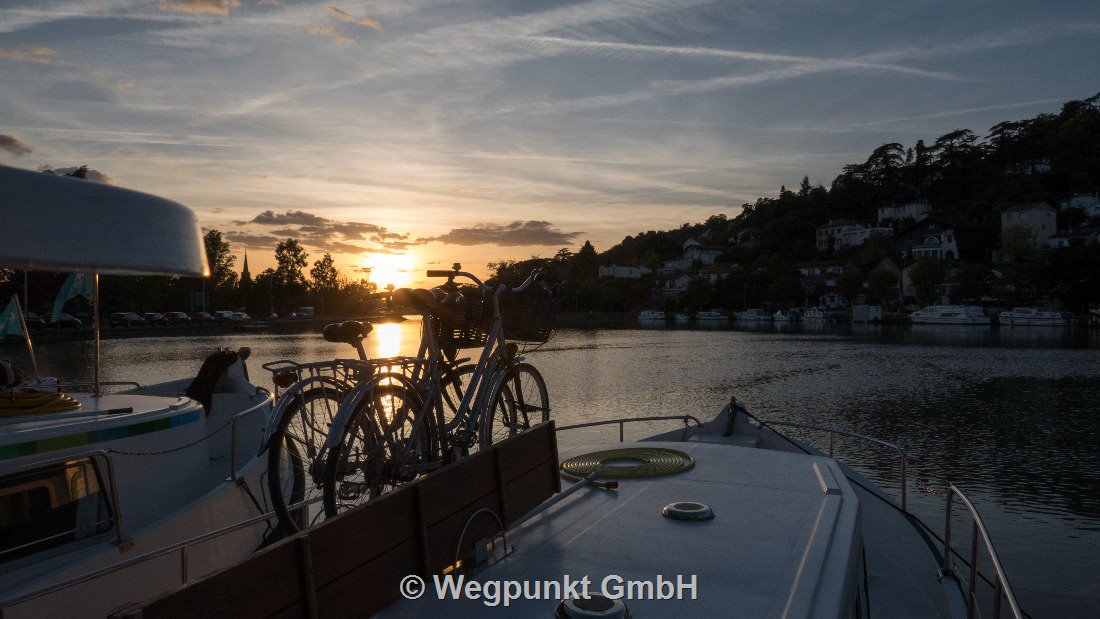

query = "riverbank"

[0,315,383,345]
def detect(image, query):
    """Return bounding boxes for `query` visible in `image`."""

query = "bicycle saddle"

[322,320,372,345]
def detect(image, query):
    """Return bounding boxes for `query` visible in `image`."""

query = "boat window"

[0,458,114,563]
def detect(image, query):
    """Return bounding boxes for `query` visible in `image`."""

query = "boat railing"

[754,418,911,513]
[555,415,704,442]
[228,388,273,480]
[1,496,320,611]
[943,484,1023,619]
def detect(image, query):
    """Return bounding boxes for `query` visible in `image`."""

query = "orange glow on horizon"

[362,252,415,288]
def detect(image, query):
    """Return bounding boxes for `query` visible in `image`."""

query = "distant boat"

[695,309,729,322]
[773,309,794,322]
[999,307,1075,327]
[638,309,666,321]
[672,312,689,324]
[735,308,772,322]
[910,305,990,325]
[801,307,827,322]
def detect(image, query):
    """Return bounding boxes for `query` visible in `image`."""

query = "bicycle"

[320,265,557,516]
[262,319,473,534]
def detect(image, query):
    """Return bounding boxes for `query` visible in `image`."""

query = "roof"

[385,440,862,617]
[1002,202,1055,213]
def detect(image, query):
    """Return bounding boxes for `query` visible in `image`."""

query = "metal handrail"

[556,415,703,442]
[228,388,274,480]
[758,419,910,513]
[1,496,321,609]
[943,484,1023,619]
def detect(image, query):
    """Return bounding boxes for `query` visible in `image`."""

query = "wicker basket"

[498,284,560,343]
[434,290,494,349]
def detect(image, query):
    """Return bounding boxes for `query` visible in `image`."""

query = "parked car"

[143,312,170,327]
[190,311,215,325]
[212,310,235,323]
[109,312,147,328]
[49,313,82,329]
[165,311,191,325]
[22,312,46,329]
[229,312,251,323]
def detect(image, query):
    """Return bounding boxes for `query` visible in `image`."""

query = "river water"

[7,322,1099,616]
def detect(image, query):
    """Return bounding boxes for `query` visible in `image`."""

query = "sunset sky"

[2,1,1098,287]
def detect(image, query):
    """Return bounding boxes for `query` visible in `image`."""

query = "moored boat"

[910,305,991,325]
[121,401,1026,618]
[734,308,772,322]
[998,307,1076,327]
[0,166,275,617]
[694,309,729,322]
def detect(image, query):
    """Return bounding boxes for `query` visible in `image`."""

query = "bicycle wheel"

[267,385,344,533]
[321,374,434,517]
[439,362,476,423]
[479,362,549,448]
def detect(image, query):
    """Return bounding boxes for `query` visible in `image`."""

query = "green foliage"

[203,230,238,290]
[909,258,948,304]
[274,239,309,287]
[310,253,339,291]
[867,266,900,305]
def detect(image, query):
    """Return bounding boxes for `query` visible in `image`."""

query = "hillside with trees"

[493,92,1100,314]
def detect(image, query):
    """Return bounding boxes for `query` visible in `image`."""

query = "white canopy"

[0,165,209,276]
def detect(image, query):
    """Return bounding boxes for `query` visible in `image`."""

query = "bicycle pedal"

[451,429,477,448]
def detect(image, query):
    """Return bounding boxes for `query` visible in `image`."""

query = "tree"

[571,241,599,281]
[274,239,309,287]
[835,267,865,304]
[950,262,993,303]
[310,253,339,292]
[867,266,900,305]
[203,230,238,289]
[909,257,948,304]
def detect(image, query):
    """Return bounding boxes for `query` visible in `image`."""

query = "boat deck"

[383,440,863,617]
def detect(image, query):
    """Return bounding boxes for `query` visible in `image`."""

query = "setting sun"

[362,252,415,289]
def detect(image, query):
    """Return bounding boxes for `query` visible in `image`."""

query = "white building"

[1001,202,1056,243]
[816,221,893,252]
[877,202,930,224]
[661,238,723,271]
[598,265,652,279]
[908,230,960,260]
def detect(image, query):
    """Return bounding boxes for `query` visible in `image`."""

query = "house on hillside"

[798,262,846,308]
[877,202,931,225]
[657,270,692,297]
[729,228,763,248]
[598,265,652,279]
[660,238,723,272]
[897,217,994,263]
[815,220,892,252]
[701,263,738,284]
[1001,202,1056,244]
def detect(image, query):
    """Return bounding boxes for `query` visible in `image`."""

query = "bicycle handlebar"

[425,268,488,290]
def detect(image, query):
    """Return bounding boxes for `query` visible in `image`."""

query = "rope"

[0,389,81,416]
[560,447,695,481]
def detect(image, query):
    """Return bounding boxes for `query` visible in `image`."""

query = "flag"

[1,297,23,338]
[51,272,93,322]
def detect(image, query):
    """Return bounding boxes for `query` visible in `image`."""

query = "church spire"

[240,249,251,286]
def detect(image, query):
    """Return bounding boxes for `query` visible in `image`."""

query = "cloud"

[0,46,59,65]
[157,0,241,15]
[423,221,581,246]
[300,23,357,46]
[328,7,381,31]
[237,209,416,255]
[0,135,33,156]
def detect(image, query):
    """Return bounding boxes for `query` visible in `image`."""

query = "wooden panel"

[117,539,303,618]
[315,538,422,619]
[118,421,561,618]
[309,486,419,587]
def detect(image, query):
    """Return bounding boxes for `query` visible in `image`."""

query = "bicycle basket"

[434,289,494,349]
[498,283,561,343]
